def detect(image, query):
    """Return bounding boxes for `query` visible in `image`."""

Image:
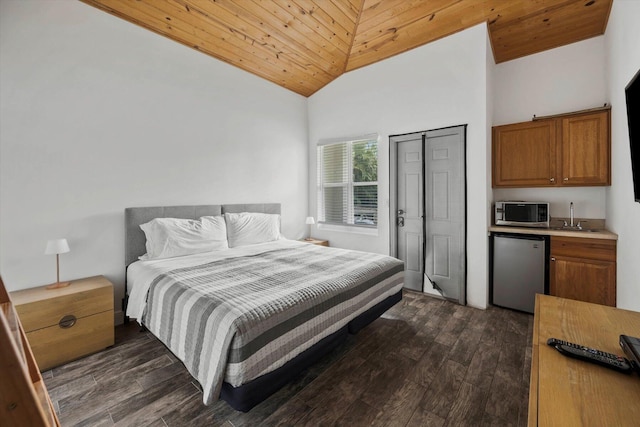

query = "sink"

[549,227,598,232]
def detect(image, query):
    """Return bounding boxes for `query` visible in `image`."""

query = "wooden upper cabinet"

[492,107,611,188]
[561,110,611,185]
[492,119,557,187]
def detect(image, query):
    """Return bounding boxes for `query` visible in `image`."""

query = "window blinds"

[317,135,378,227]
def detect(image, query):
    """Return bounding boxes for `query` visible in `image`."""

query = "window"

[317,135,378,228]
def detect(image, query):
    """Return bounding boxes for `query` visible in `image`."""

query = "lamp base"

[46,281,70,290]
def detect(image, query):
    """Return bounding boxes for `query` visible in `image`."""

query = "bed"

[124,203,404,412]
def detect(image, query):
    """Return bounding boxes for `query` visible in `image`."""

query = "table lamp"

[305,217,315,241]
[45,238,70,289]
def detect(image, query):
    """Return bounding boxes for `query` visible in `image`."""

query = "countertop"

[488,225,618,240]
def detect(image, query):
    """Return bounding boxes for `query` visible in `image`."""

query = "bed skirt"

[219,290,403,412]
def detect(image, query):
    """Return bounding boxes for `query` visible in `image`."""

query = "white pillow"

[224,212,280,248]
[140,216,228,260]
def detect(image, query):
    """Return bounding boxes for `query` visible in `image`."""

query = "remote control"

[546,338,633,374]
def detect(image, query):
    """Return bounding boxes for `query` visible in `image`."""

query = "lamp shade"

[305,216,315,225]
[45,238,70,255]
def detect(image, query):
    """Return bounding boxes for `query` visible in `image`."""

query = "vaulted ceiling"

[80,0,613,97]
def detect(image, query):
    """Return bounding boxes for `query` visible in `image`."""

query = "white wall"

[0,1,308,322]
[493,37,608,125]
[604,0,640,312]
[486,29,496,224]
[492,37,608,220]
[308,24,491,309]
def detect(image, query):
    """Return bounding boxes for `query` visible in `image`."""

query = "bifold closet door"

[423,125,466,305]
[395,134,424,291]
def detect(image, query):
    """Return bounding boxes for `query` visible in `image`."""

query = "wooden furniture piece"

[11,275,114,371]
[550,236,616,307]
[300,238,329,247]
[529,294,640,426]
[0,276,60,426]
[493,107,610,188]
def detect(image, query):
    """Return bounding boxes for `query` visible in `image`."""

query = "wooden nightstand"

[11,275,114,371]
[300,238,329,247]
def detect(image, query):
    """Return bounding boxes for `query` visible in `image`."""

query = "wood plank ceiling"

[80,0,613,97]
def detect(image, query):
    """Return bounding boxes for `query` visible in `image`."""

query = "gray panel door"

[424,126,466,304]
[396,136,424,291]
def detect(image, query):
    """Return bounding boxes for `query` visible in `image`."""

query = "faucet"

[562,202,583,229]
[570,202,574,227]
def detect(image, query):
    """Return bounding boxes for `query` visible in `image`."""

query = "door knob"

[397,209,405,216]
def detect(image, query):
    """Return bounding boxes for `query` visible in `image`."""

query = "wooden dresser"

[11,276,114,371]
[529,294,640,426]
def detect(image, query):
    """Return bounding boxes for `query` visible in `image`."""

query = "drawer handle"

[59,314,77,329]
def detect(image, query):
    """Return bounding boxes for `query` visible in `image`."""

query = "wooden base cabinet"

[492,107,610,188]
[11,276,114,371]
[549,236,616,307]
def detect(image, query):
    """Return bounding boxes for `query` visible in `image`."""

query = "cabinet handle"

[564,177,569,181]
[59,314,77,329]
[551,257,556,261]
[549,178,555,182]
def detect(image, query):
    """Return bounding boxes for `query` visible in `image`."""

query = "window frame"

[317,134,379,230]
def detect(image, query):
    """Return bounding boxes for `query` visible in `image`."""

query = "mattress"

[126,239,404,405]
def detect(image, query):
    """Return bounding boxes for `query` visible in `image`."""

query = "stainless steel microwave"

[495,201,550,228]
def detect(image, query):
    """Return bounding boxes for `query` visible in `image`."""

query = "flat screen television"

[626,68,640,203]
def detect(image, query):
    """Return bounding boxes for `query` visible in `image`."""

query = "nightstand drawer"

[13,276,113,332]
[26,310,114,371]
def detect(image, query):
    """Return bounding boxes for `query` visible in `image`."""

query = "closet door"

[424,125,466,304]
[394,133,424,291]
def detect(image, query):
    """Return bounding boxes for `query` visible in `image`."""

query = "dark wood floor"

[44,290,533,426]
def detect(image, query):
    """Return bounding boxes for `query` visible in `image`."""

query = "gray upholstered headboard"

[124,203,281,268]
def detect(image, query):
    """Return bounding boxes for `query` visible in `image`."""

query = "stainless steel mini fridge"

[492,233,547,314]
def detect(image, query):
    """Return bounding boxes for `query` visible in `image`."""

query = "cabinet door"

[550,256,616,307]
[561,110,610,186]
[492,120,557,187]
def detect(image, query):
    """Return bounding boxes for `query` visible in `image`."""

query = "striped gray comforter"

[142,243,404,405]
